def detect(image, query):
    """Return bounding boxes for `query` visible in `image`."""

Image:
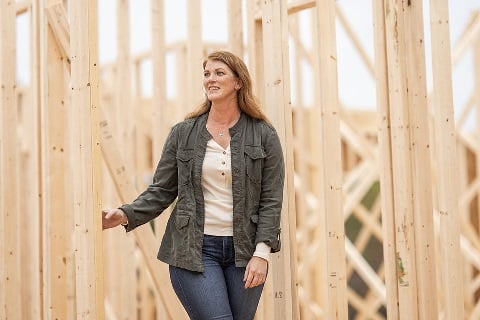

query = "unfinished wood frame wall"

[286,0,473,319]
[3,0,480,319]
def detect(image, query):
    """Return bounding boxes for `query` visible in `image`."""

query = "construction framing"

[1,0,479,319]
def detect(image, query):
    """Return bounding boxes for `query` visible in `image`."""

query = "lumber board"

[289,17,316,318]
[151,0,171,251]
[0,1,21,319]
[402,2,438,318]
[5,0,480,317]
[227,0,243,55]
[186,0,203,109]
[372,0,399,318]
[15,0,31,15]
[383,0,421,317]
[114,0,137,317]
[377,1,439,319]
[44,24,69,319]
[69,0,104,317]
[452,11,480,65]
[258,0,299,318]
[314,0,348,318]
[25,0,42,318]
[304,12,329,318]
[151,0,168,161]
[45,3,70,66]
[474,18,480,260]
[171,45,186,119]
[428,0,464,318]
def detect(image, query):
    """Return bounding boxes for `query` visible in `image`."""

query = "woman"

[102,50,285,319]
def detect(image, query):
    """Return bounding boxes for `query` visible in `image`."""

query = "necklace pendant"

[219,132,224,137]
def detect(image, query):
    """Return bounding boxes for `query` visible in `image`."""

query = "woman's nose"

[205,78,216,86]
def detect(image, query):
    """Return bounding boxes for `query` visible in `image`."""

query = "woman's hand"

[102,208,128,230]
[244,256,268,288]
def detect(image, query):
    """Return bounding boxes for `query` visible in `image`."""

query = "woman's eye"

[203,72,210,77]
[216,71,225,76]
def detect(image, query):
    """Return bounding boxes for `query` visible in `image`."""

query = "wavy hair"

[185,50,268,122]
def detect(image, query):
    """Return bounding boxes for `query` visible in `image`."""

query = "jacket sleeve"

[120,125,179,231]
[255,125,285,252]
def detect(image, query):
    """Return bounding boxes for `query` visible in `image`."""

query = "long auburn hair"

[185,50,268,121]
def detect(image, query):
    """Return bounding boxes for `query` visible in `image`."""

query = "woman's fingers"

[103,209,116,220]
[102,208,122,229]
[244,257,268,288]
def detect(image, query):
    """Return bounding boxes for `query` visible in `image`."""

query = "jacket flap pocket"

[244,146,265,160]
[175,215,190,229]
[176,149,194,161]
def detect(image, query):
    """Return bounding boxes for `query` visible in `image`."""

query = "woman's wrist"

[120,211,129,226]
[253,242,271,262]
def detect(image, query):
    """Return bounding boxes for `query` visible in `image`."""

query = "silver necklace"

[206,125,226,137]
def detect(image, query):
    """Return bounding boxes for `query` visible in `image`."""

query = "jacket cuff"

[119,205,135,232]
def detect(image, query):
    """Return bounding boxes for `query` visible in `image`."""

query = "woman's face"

[203,59,239,104]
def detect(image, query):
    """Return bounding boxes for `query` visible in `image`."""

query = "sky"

[15,0,480,128]
[99,0,480,124]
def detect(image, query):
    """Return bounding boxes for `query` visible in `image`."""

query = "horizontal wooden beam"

[287,0,315,15]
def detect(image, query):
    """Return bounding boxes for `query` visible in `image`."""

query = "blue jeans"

[169,235,264,320]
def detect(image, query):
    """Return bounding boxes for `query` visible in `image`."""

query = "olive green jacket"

[120,112,284,272]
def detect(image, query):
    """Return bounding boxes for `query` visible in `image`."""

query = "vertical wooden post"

[115,1,137,317]
[0,1,21,319]
[151,8,172,299]
[251,19,265,105]
[116,0,134,167]
[150,8,175,312]
[385,1,421,317]
[44,15,69,319]
[186,0,203,109]
[258,0,299,319]
[402,4,439,316]
[429,0,464,318]
[474,17,480,262]
[151,0,167,160]
[69,0,104,318]
[28,1,43,318]
[290,15,318,318]
[227,0,243,56]
[307,9,329,319]
[372,1,399,318]
[176,45,188,119]
[245,0,262,93]
[374,0,438,318]
[44,3,78,316]
[313,0,348,318]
